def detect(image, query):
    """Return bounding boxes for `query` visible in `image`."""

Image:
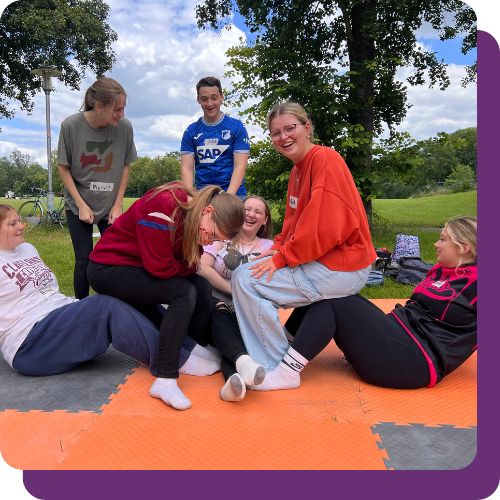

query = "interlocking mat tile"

[372,422,477,470]
[0,300,477,471]
[0,347,138,412]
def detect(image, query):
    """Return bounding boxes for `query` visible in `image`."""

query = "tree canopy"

[0,0,117,121]
[195,0,476,212]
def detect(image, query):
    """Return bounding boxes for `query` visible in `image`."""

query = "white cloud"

[0,0,476,164]
[392,63,476,139]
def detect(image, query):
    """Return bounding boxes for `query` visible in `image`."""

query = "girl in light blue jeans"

[231,102,376,382]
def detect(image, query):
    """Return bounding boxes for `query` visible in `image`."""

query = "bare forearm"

[198,266,232,295]
[227,154,248,195]
[180,155,195,190]
[57,165,87,208]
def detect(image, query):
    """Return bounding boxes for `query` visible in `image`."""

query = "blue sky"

[0,0,480,168]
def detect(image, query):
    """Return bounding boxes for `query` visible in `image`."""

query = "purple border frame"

[22,30,499,500]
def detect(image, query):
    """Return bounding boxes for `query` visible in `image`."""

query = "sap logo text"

[196,145,229,163]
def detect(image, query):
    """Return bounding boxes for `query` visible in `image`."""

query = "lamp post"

[31,65,62,212]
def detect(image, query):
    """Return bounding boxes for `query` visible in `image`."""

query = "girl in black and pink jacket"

[252,216,477,391]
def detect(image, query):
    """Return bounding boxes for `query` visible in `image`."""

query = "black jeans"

[66,210,109,299]
[285,295,430,389]
[87,262,212,378]
[209,298,248,381]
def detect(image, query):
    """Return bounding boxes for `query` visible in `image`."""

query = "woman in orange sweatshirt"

[232,102,376,378]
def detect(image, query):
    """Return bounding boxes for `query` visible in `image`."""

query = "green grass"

[372,190,477,227]
[1,190,477,299]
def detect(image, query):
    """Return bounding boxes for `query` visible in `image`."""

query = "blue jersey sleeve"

[180,125,195,155]
[233,122,250,154]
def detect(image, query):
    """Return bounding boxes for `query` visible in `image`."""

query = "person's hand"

[108,205,123,224]
[250,249,277,261]
[78,204,94,224]
[250,256,277,282]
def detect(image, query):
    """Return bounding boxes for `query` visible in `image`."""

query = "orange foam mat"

[57,366,388,470]
[0,410,96,469]
[0,299,476,470]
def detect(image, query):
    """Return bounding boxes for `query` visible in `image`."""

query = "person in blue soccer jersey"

[180,77,250,197]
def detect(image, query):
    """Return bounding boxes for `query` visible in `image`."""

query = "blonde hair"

[243,195,273,239]
[445,216,477,262]
[267,102,314,139]
[147,182,245,268]
[81,77,126,111]
[0,204,15,224]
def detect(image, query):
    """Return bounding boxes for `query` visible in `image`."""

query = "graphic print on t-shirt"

[1,256,53,292]
[80,139,115,173]
[196,138,229,164]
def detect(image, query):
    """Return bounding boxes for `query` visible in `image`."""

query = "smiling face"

[0,209,25,251]
[97,93,126,127]
[269,113,312,163]
[197,86,224,123]
[242,197,268,239]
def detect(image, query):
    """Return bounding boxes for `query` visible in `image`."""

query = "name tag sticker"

[289,196,298,209]
[90,182,114,192]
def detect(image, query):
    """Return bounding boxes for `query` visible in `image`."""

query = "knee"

[232,262,252,290]
[195,276,212,302]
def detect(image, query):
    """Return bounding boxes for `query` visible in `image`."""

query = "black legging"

[87,262,212,378]
[284,295,430,389]
[66,210,109,299]
[209,298,248,381]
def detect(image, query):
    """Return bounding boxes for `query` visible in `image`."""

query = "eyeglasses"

[269,123,300,142]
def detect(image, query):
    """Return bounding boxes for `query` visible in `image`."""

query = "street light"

[31,64,62,212]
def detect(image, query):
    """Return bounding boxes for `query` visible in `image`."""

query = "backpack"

[396,257,433,285]
[391,234,421,265]
[366,270,384,287]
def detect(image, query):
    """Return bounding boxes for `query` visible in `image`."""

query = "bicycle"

[18,187,67,228]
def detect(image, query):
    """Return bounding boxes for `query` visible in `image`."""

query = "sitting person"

[198,195,274,402]
[231,102,376,372]
[252,216,477,391]
[0,204,211,379]
[88,183,245,410]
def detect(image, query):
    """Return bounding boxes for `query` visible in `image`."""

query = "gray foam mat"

[0,347,138,413]
[373,422,477,470]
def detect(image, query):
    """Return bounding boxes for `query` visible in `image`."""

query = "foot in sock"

[235,354,266,386]
[180,353,220,376]
[191,343,221,363]
[250,363,301,391]
[220,373,246,402]
[150,378,192,410]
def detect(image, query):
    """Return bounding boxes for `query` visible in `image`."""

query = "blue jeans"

[13,294,190,377]
[232,261,371,371]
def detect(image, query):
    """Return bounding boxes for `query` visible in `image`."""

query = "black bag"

[396,257,433,285]
[374,247,392,273]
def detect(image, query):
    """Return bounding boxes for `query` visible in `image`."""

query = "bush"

[444,164,476,192]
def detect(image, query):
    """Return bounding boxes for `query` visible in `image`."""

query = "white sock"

[220,373,246,402]
[191,343,221,363]
[149,378,192,410]
[235,354,266,386]
[250,347,308,391]
[180,353,220,376]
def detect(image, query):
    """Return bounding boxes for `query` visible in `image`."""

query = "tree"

[444,164,476,192]
[195,0,476,214]
[0,0,116,121]
[371,127,477,198]
[127,153,181,197]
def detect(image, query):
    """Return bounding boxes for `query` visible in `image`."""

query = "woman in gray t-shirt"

[57,77,137,298]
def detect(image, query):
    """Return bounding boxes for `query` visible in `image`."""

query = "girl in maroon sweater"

[88,183,245,410]
[254,216,477,391]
